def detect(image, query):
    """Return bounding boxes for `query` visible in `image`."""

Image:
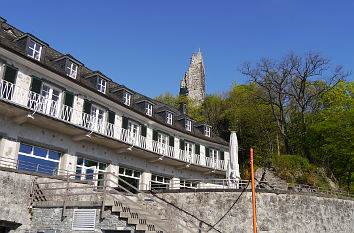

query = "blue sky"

[2,1,354,98]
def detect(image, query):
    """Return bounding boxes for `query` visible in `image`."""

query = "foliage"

[308,81,354,191]
[155,53,353,192]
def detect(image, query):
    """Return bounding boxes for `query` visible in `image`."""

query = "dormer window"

[145,102,153,116]
[123,91,132,106]
[205,125,211,137]
[185,119,192,131]
[166,112,173,125]
[27,39,42,61]
[66,61,78,79]
[97,77,106,93]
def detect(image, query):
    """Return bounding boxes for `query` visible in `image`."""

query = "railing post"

[101,172,107,219]
[62,173,70,217]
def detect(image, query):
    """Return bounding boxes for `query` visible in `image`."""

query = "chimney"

[179,102,187,115]
[0,17,6,30]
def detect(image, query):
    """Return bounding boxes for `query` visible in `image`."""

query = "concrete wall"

[156,191,354,233]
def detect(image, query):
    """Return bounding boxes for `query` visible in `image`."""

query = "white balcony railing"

[0,79,226,170]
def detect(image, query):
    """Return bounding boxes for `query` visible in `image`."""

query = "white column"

[139,171,151,190]
[71,95,83,125]
[106,164,119,188]
[58,152,76,175]
[0,138,19,169]
[170,177,180,190]
[146,128,153,151]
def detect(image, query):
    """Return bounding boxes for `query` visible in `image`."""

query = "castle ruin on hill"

[179,50,206,105]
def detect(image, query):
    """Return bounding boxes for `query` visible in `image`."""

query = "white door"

[158,133,168,155]
[41,84,61,117]
[90,105,104,132]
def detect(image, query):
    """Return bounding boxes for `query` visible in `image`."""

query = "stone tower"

[179,50,206,105]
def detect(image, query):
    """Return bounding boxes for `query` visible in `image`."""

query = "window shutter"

[141,125,147,137]
[152,130,158,141]
[169,135,174,147]
[179,139,185,150]
[108,110,115,124]
[3,65,18,84]
[64,91,74,107]
[83,100,92,114]
[195,144,200,155]
[122,116,128,129]
[220,151,224,160]
[72,209,96,231]
[205,147,210,157]
[30,76,42,94]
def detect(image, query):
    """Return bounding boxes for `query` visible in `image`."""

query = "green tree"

[309,81,354,191]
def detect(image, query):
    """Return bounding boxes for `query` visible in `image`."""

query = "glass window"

[97,77,106,93]
[185,119,192,131]
[27,39,42,61]
[118,167,141,193]
[66,61,78,79]
[145,102,153,116]
[210,148,219,159]
[205,126,211,137]
[166,112,173,125]
[151,174,170,190]
[17,143,61,175]
[127,121,139,136]
[41,83,62,117]
[184,141,194,155]
[75,157,107,186]
[123,91,131,106]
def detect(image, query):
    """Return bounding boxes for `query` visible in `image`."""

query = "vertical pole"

[250,148,257,233]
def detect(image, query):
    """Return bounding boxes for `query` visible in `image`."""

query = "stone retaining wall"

[156,191,354,233]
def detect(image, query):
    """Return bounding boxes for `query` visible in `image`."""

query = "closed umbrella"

[227,131,240,186]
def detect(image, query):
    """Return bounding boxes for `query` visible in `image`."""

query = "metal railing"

[0,79,226,171]
[0,156,70,176]
[31,171,205,232]
[149,177,354,197]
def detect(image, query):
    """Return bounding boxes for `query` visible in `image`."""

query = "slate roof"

[0,18,228,146]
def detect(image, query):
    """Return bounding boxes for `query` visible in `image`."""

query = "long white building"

[0,17,229,193]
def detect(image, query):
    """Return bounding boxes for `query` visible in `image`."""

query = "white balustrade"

[0,79,226,170]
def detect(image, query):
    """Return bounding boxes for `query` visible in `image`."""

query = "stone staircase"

[104,196,180,233]
[30,172,192,233]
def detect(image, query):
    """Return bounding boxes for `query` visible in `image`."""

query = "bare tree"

[286,52,349,160]
[241,52,349,159]
[241,56,294,154]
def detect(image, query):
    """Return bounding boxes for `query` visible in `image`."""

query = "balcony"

[0,79,226,171]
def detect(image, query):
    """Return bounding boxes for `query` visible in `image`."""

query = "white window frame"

[185,119,192,131]
[145,102,153,116]
[205,126,211,137]
[67,61,78,79]
[166,112,173,125]
[27,39,42,61]
[123,91,132,106]
[184,141,194,155]
[151,174,171,189]
[90,104,105,132]
[127,120,139,137]
[75,157,107,186]
[210,148,219,160]
[119,167,141,180]
[97,77,106,93]
[41,83,62,117]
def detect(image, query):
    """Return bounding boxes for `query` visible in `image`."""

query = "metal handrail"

[0,79,227,171]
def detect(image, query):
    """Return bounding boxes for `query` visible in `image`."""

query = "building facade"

[0,17,229,193]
